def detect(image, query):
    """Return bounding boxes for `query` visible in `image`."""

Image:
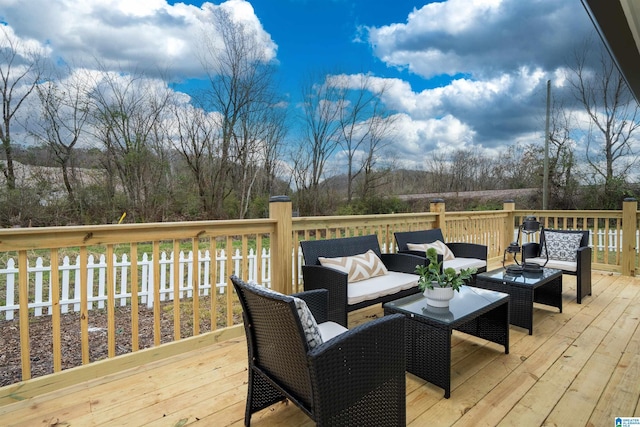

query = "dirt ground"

[0,300,236,387]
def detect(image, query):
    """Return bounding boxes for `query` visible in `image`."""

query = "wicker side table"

[475,267,562,335]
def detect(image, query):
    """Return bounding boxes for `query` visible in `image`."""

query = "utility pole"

[543,80,550,210]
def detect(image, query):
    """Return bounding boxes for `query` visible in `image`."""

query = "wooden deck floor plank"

[0,270,638,427]
[411,308,576,426]
[112,365,248,425]
[544,284,640,427]
[8,359,247,427]
[0,338,246,424]
[553,273,627,341]
[450,342,512,392]
[449,274,621,427]
[588,318,640,424]
[493,282,639,426]
[406,380,442,424]
[238,401,315,427]
[3,342,247,426]
[131,371,248,427]
[74,357,248,426]
[441,332,574,427]
[0,329,244,407]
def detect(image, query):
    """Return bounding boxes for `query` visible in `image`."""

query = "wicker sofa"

[394,229,488,274]
[300,234,424,327]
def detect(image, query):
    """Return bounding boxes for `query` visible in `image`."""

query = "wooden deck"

[1,269,639,426]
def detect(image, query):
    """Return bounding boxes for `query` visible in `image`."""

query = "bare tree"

[422,149,495,193]
[0,27,46,190]
[169,103,217,215]
[334,74,395,203]
[423,151,450,192]
[358,111,398,200]
[257,106,287,198]
[32,68,92,205]
[231,101,287,218]
[295,71,342,215]
[88,66,173,221]
[569,41,640,208]
[198,8,283,219]
[546,97,581,208]
[491,143,542,190]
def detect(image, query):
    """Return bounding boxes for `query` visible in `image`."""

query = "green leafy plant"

[415,247,477,292]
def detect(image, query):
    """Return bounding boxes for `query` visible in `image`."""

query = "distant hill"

[397,188,538,202]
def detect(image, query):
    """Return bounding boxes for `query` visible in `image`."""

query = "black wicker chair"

[300,234,424,327]
[230,275,406,426]
[394,228,488,273]
[522,229,592,304]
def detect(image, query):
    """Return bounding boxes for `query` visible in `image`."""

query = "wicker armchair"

[522,229,592,303]
[230,275,406,426]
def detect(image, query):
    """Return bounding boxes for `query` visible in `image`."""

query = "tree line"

[1,16,639,227]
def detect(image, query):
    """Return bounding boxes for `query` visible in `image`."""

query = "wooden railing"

[0,218,278,392]
[512,198,640,275]
[0,196,638,402]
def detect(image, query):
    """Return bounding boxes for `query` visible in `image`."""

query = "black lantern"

[503,216,548,273]
[502,241,523,274]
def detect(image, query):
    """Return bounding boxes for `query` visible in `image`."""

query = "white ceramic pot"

[423,285,455,307]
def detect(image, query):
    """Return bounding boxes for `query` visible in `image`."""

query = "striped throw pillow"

[318,249,388,282]
[407,240,456,261]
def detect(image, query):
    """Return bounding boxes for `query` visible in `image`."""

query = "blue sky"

[0,0,612,169]
[167,0,446,99]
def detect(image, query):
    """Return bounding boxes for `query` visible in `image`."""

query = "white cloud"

[0,0,277,79]
[367,0,593,80]
[0,0,624,167]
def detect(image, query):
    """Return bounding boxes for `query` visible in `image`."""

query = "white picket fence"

[0,248,291,321]
[514,228,640,251]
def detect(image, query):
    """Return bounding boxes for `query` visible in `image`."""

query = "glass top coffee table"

[383,286,509,398]
[475,267,563,335]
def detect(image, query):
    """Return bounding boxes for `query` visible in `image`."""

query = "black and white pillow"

[247,280,323,350]
[544,232,582,262]
[293,297,323,349]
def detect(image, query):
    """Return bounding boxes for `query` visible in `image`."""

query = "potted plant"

[415,247,477,307]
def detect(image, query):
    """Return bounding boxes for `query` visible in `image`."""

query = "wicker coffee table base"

[385,299,509,398]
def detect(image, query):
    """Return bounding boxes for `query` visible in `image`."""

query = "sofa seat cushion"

[526,257,577,273]
[317,321,349,342]
[347,271,419,305]
[444,257,486,273]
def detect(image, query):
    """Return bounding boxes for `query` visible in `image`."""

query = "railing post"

[503,200,516,254]
[622,197,637,277]
[430,198,446,231]
[269,195,293,294]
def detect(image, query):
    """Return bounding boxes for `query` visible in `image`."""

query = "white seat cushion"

[527,257,577,272]
[347,271,419,305]
[318,321,348,341]
[444,257,486,273]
